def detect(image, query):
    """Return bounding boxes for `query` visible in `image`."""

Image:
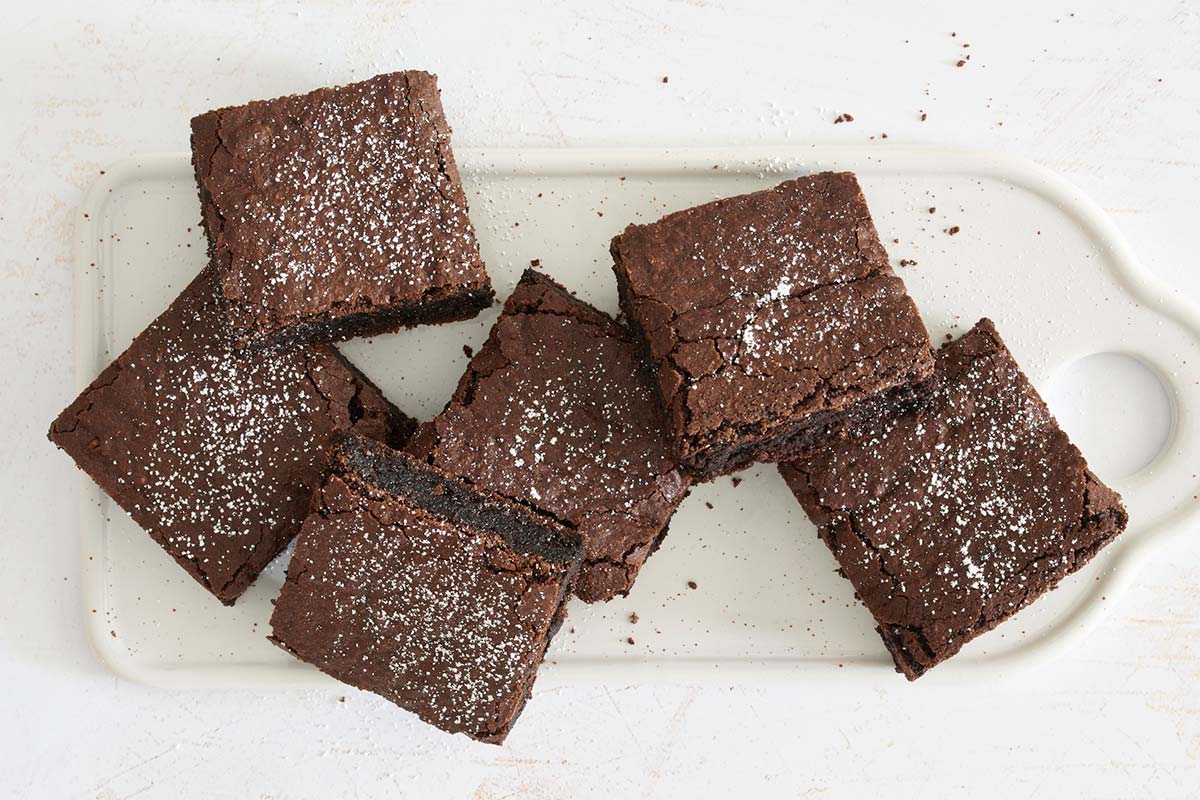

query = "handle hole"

[1044,353,1172,480]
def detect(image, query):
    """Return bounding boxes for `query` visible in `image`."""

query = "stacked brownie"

[51,70,1128,744]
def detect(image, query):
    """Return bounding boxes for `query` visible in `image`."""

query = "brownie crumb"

[833,113,855,124]
[661,76,669,84]
[630,612,639,624]
[462,344,474,358]
[687,580,698,590]
[731,477,742,488]
[705,501,714,510]
[899,259,918,267]
[946,225,961,235]
[920,112,928,121]
[881,132,889,139]
[530,258,541,267]
[339,696,346,703]
[928,207,936,213]
[627,636,636,645]
[956,60,966,67]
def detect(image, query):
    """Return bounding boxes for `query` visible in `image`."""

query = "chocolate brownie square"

[407,270,691,602]
[48,267,415,604]
[269,434,582,744]
[191,71,493,350]
[611,171,934,478]
[778,319,1128,679]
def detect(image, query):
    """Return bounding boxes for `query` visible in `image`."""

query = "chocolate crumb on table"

[270,434,582,744]
[407,270,691,603]
[778,319,1128,680]
[48,267,415,604]
[610,171,935,479]
[190,71,493,351]
[946,225,961,235]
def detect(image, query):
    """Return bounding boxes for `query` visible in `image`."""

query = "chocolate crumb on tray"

[48,267,415,604]
[190,71,493,351]
[610,171,935,479]
[270,434,582,744]
[407,269,691,603]
[778,319,1128,679]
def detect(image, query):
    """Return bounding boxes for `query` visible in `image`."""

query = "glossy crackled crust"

[190,71,492,350]
[269,435,581,743]
[779,319,1128,679]
[407,270,692,602]
[611,171,934,478]
[47,269,414,603]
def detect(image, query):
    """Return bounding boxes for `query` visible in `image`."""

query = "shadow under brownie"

[48,267,415,604]
[611,171,934,479]
[191,70,493,350]
[778,319,1128,679]
[270,434,582,744]
[407,269,691,602]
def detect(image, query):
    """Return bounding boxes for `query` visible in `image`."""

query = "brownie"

[778,319,1128,679]
[191,71,493,350]
[610,171,935,478]
[269,434,582,744]
[48,267,415,604]
[407,270,691,603]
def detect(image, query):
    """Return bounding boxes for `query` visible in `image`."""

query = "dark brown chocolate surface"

[191,71,492,350]
[48,268,414,603]
[269,435,582,744]
[611,171,934,478]
[779,319,1128,679]
[408,270,691,603]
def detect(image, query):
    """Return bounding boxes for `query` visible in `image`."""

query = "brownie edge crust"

[269,434,583,743]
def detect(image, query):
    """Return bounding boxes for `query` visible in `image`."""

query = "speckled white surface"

[4,1,1200,798]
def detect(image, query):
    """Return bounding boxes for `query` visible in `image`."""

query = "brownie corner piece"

[190,70,492,350]
[610,171,934,478]
[779,317,1128,679]
[407,268,692,603]
[47,267,414,603]
[269,434,582,743]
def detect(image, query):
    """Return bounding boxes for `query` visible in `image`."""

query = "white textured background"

[3,1,1198,797]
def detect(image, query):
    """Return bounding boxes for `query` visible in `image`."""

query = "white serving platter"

[74,146,1200,689]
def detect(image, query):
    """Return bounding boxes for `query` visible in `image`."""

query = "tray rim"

[74,144,1200,689]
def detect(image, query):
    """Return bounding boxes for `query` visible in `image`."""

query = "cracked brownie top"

[47,267,414,603]
[779,319,1128,679]
[407,269,691,603]
[190,71,491,349]
[270,434,581,744]
[611,171,933,476]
